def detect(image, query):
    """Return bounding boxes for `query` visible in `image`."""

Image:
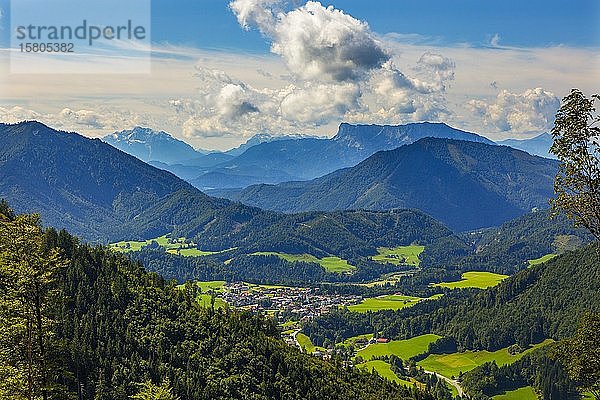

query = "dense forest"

[0,202,442,400]
[223,137,559,231]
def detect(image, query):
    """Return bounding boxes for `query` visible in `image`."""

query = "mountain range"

[496,132,555,159]
[0,122,454,258]
[105,122,495,190]
[220,138,559,231]
[192,122,495,189]
[103,126,208,164]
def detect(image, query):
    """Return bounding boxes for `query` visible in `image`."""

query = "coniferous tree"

[0,213,68,399]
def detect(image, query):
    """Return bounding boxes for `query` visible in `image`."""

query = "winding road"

[421,369,465,397]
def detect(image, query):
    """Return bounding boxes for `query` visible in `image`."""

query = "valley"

[1,0,597,398]
[0,117,598,400]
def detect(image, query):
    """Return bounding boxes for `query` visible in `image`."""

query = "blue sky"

[0,0,598,149]
[3,0,597,50]
[150,0,600,50]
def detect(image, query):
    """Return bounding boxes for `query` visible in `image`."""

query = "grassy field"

[356,360,414,387]
[434,271,508,289]
[417,340,552,378]
[359,272,417,287]
[166,247,236,257]
[528,253,557,266]
[348,294,442,313]
[110,234,179,252]
[356,334,441,361]
[492,386,537,400]
[296,333,326,354]
[196,281,226,292]
[250,252,356,273]
[372,245,425,266]
[110,234,233,258]
[340,334,373,348]
[197,294,227,309]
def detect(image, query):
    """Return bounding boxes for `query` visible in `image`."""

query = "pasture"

[109,234,178,253]
[434,271,508,289]
[196,281,226,293]
[528,253,557,266]
[492,386,537,400]
[356,360,415,387]
[372,245,425,266]
[348,294,442,313]
[356,334,441,361]
[167,247,234,257]
[417,340,552,378]
[296,333,325,354]
[340,334,373,348]
[250,252,356,273]
[197,294,227,309]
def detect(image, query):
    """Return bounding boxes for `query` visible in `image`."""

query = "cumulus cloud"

[166,0,455,140]
[230,0,280,32]
[416,52,455,86]
[0,105,151,135]
[270,2,389,82]
[280,81,361,123]
[467,88,560,133]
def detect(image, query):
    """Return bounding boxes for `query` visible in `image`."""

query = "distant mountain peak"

[225,132,322,156]
[225,137,558,231]
[103,127,203,164]
[332,121,494,152]
[496,132,555,159]
[108,126,174,142]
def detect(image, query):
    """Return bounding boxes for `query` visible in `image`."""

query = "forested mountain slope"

[0,205,440,400]
[0,122,457,264]
[226,138,559,231]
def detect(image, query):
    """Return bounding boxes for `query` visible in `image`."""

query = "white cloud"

[0,105,152,135]
[280,81,361,123]
[1,4,598,148]
[269,1,389,82]
[467,88,560,134]
[163,0,452,141]
[230,0,280,32]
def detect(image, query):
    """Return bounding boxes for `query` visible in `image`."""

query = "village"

[211,282,395,362]
[219,282,362,321]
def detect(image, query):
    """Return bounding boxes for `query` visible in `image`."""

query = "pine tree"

[0,213,68,400]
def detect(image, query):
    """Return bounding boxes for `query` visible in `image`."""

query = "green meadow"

[528,253,557,266]
[340,334,373,348]
[110,234,182,253]
[434,271,508,289]
[356,360,415,387]
[356,334,441,361]
[197,294,227,309]
[196,281,226,292]
[372,245,425,266]
[110,234,233,257]
[492,386,537,400]
[250,252,356,273]
[417,340,552,378]
[296,333,326,354]
[348,294,442,313]
[166,247,235,257]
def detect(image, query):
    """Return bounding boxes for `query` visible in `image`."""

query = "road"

[292,329,302,350]
[421,369,465,397]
